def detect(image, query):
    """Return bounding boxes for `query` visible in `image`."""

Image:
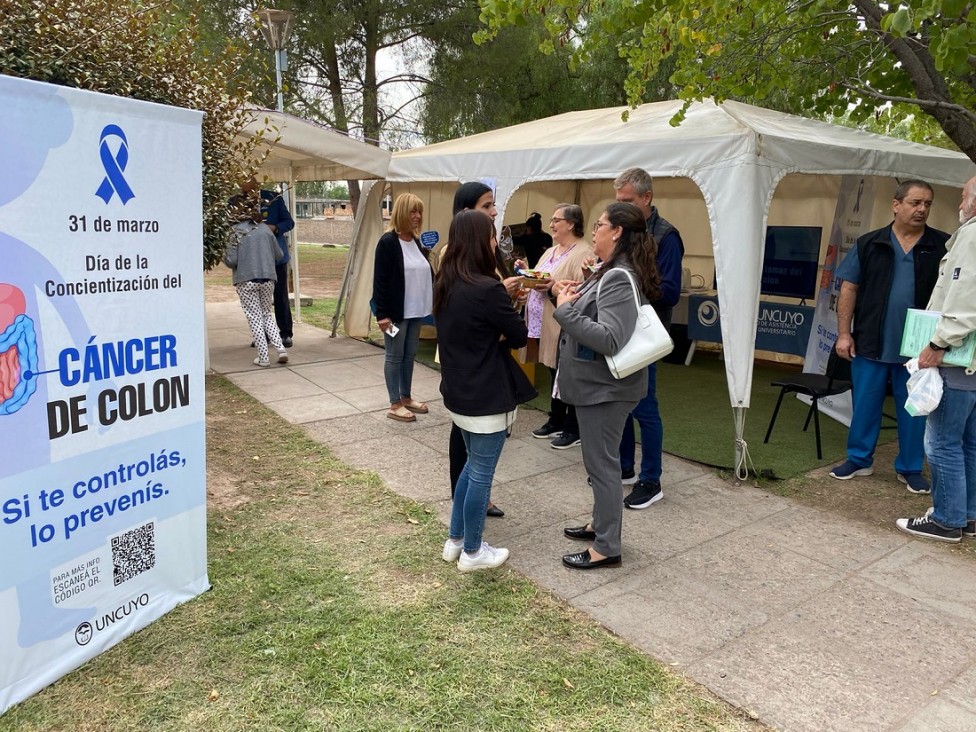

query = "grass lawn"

[0,376,765,732]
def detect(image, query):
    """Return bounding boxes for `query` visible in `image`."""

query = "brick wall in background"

[296,217,355,245]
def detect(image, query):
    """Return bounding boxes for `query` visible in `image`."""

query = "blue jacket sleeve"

[262,191,294,235]
[655,230,684,307]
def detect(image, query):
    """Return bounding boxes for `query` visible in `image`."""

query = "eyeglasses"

[592,221,610,234]
[549,217,567,224]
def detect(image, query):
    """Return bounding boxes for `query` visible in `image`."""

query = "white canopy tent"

[240,107,391,321]
[343,99,975,468]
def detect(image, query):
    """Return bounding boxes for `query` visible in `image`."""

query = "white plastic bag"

[904,358,943,417]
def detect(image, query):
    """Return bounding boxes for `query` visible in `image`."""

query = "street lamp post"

[256,8,301,322]
[257,8,295,113]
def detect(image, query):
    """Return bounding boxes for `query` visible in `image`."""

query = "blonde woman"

[372,193,434,422]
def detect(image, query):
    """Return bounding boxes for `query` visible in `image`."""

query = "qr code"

[111,521,156,586]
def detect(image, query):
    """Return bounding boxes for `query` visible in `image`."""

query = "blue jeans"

[619,363,662,483]
[848,356,925,473]
[926,384,976,529]
[383,317,423,404]
[449,427,507,552]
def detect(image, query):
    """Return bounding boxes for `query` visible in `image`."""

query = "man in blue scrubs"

[831,180,949,492]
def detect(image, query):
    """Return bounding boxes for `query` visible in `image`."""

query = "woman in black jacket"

[372,193,433,422]
[436,210,536,572]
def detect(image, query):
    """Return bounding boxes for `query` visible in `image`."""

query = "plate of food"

[518,268,551,283]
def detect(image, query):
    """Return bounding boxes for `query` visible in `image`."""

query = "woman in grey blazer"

[552,202,661,569]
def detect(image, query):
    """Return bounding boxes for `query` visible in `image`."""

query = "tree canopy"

[2,0,264,269]
[477,0,976,162]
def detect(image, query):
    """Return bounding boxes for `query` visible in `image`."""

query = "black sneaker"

[550,432,581,449]
[532,421,561,439]
[282,337,293,348]
[624,480,663,510]
[964,520,976,538]
[896,510,962,543]
[621,468,638,485]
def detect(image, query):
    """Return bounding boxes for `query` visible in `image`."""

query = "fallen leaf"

[407,518,419,525]
[563,678,574,689]
[208,689,219,702]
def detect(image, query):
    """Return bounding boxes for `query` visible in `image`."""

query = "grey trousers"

[576,399,638,557]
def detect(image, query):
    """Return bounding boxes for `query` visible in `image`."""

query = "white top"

[449,408,517,434]
[401,238,433,319]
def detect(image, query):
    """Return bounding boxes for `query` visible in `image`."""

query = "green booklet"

[900,308,976,367]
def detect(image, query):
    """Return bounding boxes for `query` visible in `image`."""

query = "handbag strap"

[595,267,642,315]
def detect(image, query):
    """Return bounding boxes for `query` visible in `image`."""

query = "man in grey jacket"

[897,176,976,543]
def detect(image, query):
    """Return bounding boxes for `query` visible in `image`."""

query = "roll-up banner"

[0,74,209,714]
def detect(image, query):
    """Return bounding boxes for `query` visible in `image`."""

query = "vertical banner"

[0,75,208,713]
[800,175,876,425]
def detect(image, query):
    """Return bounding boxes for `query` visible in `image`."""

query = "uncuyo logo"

[74,621,93,646]
[697,300,720,327]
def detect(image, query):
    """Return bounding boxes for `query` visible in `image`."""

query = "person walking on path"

[898,176,976,542]
[372,193,434,423]
[613,168,685,509]
[553,202,661,570]
[436,210,536,571]
[224,195,289,368]
[831,180,950,493]
[240,176,296,347]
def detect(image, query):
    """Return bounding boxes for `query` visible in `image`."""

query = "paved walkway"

[207,300,976,732]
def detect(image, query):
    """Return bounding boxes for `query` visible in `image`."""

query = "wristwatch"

[928,341,948,351]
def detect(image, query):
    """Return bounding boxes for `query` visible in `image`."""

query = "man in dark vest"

[831,179,950,492]
[613,167,685,509]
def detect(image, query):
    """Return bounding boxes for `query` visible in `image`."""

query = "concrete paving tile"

[263,392,362,424]
[934,663,976,716]
[660,528,844,617]
[491,437,582,483]
[482,466,598,542]
[570,562,771,665]
[291,361,386,391]
[861,542,976,624]
[393,420,453,456]
[736,502,906,572]
[330,384,399,411]
[895,698,976,732]
[503,524,660,601]
[348,354,389,376]
[664,477,791,529]
[301,413,401,446]
[225,369,325,402]
[687,577,976,732]
[332,435,450,504]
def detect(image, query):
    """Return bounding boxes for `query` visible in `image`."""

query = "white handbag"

[597,269,674,379]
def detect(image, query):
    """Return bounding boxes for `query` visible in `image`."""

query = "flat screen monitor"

[761,225,822,300]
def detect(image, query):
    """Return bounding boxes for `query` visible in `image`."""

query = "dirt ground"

[204,245,349,303]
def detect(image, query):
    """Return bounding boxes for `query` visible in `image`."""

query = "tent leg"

[288,171,301,324]
[732,406,754,484]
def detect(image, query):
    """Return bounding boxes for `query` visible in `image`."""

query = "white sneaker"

[457,542,509,572]
[276,349,289,364]
[442,538,463,562]
[253,357,270,368]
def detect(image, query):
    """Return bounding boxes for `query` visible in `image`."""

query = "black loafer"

[486,504,505,518]
[562,549,621,570]
[563,525,596,541]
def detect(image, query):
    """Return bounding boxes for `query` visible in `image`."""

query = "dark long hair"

[433,210,497,315]
[452,182,493,215]
[594,202,661,302]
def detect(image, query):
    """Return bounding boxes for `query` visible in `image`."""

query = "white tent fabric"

[240,107,391,321]
[343,99,975,467]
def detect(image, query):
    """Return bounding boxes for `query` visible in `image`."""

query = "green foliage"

[296,181,350,199]
[477,0,976,162]
[423,5,674,141]
[0,0,266,269]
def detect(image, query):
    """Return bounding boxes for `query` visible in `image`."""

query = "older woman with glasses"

[517,204,593,450]
[551,202,661,570]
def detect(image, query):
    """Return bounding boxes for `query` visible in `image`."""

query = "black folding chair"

[763,349,852,459]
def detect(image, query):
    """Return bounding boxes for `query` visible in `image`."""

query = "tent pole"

[732,406,754,484]
[331,180,376,337]
[288,168,301,324]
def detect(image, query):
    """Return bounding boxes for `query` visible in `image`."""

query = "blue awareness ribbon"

[95,124,135,204]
